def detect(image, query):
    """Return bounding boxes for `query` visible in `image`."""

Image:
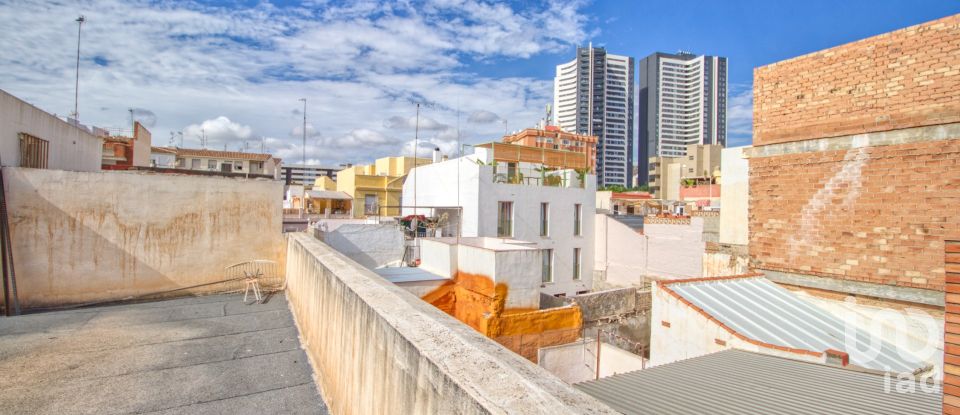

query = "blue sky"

[0,0,957,164]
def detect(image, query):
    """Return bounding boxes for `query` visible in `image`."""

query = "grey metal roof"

[575,349,941,415]
[664,276,925,373]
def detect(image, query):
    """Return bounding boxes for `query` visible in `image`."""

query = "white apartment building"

[554,46,635,188]
[401,146,596,297]
[638,52,727,184]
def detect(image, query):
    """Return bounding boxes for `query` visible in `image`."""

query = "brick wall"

[750,139,960,291]
[945,240,960,413]
[753,14,960,146]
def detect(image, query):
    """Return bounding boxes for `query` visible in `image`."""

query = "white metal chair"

[243,269,263,303]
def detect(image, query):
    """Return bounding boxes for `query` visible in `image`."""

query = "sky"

[1,0,958,166]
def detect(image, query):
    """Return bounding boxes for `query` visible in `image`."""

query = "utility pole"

[72,16,85,121]
[299,98,307,165]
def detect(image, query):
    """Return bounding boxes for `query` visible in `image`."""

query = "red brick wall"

[753,14,960,146]
[750,139,960,291]
[946,239,960,413]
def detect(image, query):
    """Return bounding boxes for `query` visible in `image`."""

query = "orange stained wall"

[421,271,582,362]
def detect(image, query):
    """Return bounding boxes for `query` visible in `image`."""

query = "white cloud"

[182,116,253,149]
[467,110,500,124]
[0,0,593,166]
[727,84,753,147]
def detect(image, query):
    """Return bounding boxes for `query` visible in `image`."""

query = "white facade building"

[554,46,635,188]
[402,148,596,297]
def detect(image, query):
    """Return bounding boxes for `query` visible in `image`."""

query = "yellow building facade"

[336,156,430,218]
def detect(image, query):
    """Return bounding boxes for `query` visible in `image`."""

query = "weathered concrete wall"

[5,168,284,307]
[322,224,404,269]
[645,219,705,280]
[0,89,102,171]
[538,340,647,384]
[595,214,706,286]
[595,214,648,287]
[703,243,750,278]
[719,146,749,245]
[283,233,615,415]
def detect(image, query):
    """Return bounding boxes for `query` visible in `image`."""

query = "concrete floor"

[0,293,328,415]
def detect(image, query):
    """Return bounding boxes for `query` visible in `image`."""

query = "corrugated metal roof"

[663,276,926,373]
[575,349,941,415]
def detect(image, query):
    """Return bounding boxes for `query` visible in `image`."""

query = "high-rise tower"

[554,46,635,188]
[638,52,727,185]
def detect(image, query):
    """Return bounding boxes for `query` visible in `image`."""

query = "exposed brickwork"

[946,240,960,414]
[753,14,960,145]
[750,139,960,291]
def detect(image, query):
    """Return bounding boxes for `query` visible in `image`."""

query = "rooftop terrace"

[0,293,327,415]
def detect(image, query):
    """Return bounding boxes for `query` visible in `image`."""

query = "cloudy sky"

[1,0,956,167]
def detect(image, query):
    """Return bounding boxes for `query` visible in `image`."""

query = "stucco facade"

[5,168,285,307]
[403,151,596,297]
[0,88,103,172]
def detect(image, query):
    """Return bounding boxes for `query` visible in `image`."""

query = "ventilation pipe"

[432,147,442,163]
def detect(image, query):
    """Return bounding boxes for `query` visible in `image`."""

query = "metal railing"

[223,260,284,291]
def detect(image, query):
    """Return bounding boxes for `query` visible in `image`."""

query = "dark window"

[18,133,48,169]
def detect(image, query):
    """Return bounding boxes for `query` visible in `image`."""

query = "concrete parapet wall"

[5,168,285,308]
[283,233,616,415]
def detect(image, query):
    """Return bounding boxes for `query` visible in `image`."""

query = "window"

[574,204,582,236]
[540,203,549,237]
[497,201,513,237]
[364,194,378,215]
[573,248,582,280]
[235,161,243,171]
[18,133,48,169]
[542,249,553,283]
[208,160,217,170]
[191,159,200,169]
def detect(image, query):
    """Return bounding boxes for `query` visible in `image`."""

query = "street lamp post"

[72,16,85,121]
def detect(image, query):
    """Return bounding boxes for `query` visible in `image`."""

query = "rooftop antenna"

[168,132,175,146]
[503,119,508,136]
[177,131,183,147]
[201,128,206,148]
[71,15,85,121]
[260,136,265,153]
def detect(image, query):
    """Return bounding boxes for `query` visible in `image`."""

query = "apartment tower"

[553,46,635,188]
[638,52,727,185]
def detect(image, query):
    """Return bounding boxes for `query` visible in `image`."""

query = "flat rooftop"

[0,293,327,414]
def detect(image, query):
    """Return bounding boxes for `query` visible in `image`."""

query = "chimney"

[432,147,441,163]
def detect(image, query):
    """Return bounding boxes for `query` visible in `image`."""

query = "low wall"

[539,340,647,384]
[284,233,616,415]
[5,168,285,308]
